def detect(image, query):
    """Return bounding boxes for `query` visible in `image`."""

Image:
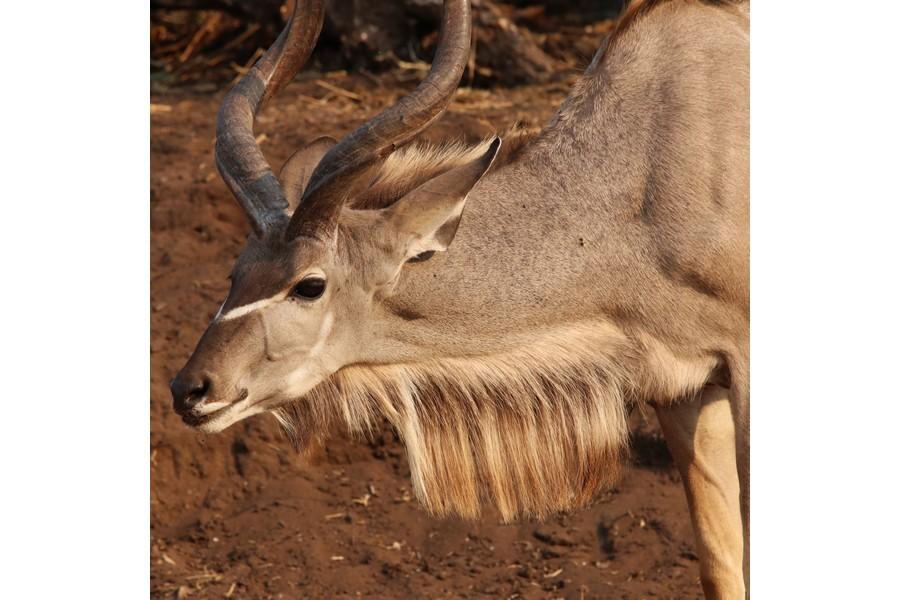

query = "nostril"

[184,377,210,409]
[171,375,212,414]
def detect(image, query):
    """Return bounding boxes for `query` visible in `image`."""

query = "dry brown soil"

[150,72,703,599]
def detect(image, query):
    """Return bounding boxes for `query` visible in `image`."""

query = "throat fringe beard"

[274,327,634,522]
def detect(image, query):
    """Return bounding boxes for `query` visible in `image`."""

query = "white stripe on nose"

[216,294,281,322]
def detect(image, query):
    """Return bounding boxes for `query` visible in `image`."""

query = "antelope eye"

[291,277,326,300]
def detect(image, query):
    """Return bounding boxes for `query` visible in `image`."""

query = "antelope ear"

[279,136,337,211]
[386,137,501,259]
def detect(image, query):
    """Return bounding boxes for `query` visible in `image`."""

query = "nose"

[170,373,211,415]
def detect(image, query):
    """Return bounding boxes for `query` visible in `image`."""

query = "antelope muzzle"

[170,316,255,428]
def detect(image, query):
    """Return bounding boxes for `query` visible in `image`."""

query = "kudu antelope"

[171,0,749,596]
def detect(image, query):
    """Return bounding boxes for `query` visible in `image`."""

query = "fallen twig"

[315,80,362,101]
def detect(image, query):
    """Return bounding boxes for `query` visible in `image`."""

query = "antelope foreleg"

[656,385,745,600]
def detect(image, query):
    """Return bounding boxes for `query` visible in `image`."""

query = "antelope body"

[171,0,750,597]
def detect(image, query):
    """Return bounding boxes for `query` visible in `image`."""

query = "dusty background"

[150,71,703,599]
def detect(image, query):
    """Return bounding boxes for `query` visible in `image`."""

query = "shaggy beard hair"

[273,328,634,522]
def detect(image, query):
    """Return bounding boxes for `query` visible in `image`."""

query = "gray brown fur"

[277,0,750,521]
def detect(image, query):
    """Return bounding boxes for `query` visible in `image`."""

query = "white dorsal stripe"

[217,294,282,322]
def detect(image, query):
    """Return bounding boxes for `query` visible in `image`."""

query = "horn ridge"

[215,0,326,236]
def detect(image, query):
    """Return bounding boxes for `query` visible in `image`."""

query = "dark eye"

[291,277,326,300]
[407,250,435,263]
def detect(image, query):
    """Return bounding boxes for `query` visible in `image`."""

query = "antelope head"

[171,0,498,433]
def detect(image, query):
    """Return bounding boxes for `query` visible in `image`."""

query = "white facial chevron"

[215,294,282,322]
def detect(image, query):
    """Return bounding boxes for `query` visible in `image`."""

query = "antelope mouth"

[180,409,224,428]
[181,389,253,431]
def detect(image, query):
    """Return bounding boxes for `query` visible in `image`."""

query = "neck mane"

[279,323,635,521]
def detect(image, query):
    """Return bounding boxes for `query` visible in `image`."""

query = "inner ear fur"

[385,137,501,258]
[279,136,337,211]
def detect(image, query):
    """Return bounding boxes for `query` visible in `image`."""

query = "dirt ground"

[150,72,703,599]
